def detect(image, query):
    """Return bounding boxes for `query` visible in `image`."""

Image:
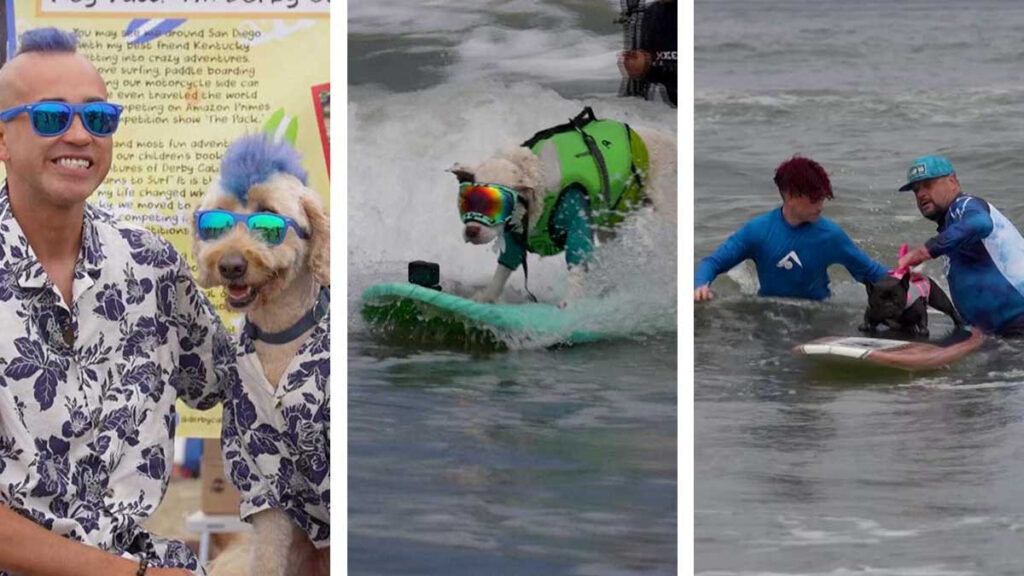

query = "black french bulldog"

[859,272,965,338]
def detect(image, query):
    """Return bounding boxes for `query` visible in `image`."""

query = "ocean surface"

[349,2,677,575]
[696,2,1024,575]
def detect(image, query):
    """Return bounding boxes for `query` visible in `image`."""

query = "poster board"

[2,0,330,436]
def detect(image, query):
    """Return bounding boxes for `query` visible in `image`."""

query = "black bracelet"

[136,558,149,576]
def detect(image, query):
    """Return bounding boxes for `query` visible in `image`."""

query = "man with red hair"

[695,155,886,301]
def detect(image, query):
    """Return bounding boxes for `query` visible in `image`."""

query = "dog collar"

[244,286,329,345]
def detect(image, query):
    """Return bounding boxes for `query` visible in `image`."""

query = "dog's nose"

[218,254,248,280]
[465,226,479,239]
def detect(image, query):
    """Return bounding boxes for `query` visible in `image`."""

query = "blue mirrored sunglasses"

[0,101,123,137]
[195,210,310,246]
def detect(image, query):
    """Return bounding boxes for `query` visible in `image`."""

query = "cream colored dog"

[452,113,676,305]
[192,134,330,576]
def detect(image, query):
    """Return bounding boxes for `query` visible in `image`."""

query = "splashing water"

[349,80,677,345]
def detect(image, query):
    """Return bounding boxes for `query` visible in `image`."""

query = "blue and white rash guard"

[695,207,887,300]
[924,194,1024,334]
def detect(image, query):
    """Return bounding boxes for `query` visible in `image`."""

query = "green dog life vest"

[522,109,650,257]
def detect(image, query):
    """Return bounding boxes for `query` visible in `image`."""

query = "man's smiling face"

[0,52,113,208]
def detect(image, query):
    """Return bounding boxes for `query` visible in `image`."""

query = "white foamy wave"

[747,513,918,550]
[463,213,677,350]
[698,568,977,576]
[695,88,1024,130]
[915,380,1024,391]
[723,263,761,296]
[349,80,676,341]
[349,1,503,37]
[349,0,620,40]
[448,26,621,84]
[350,0,631,91]
[349,80,675,290]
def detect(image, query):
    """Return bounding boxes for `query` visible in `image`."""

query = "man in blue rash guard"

[896,155,1024,337]
[694,155,888,302]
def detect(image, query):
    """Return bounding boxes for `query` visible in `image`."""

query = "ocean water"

[349,2,677,575]
[696,2,1024,575]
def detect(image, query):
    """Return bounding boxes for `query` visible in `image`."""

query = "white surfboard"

[798,337,916,359]
[794,330,984,371]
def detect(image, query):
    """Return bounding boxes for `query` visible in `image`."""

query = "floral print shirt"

[0,185,233,575]
[221,290,330,548]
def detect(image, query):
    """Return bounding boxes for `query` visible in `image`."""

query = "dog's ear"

[511,185,534,201]
[449,163,475,183]
[300,187,331,287]
[899,272,911,291]
[864,281,873,296]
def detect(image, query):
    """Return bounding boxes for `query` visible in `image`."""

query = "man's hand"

[621,50,652,79]
[897,245,932,271]
[694,285,714,302]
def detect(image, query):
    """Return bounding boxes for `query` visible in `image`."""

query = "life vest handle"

[573,107,597,125]
[894,243,910,277]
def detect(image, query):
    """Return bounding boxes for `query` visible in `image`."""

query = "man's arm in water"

[694,221,756,301]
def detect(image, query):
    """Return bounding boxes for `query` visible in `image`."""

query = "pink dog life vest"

[889,270,931,309]
[892,243,930,309]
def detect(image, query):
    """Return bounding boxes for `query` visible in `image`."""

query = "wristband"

[136,558,149,576]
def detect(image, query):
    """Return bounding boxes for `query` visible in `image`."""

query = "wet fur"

[859,273,964,338]
[452,125,676,303]
[193,171,330,576]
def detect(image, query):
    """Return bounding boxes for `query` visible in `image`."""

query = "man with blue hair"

[0,28,232,576]
[897,155,1024,337]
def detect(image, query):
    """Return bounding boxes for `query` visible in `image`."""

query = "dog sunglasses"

[195,210,310,246]
[0,101,123,138]
[458,182,517,227]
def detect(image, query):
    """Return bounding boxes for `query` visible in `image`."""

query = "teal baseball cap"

[899,155,955,191]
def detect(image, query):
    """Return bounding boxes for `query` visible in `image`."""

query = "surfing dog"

[193,134,330,576]
[451,107,676,305]
[859,247,964,338]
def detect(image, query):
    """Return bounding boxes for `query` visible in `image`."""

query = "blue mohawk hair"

[219,134,308,202]
[17,28,78,55]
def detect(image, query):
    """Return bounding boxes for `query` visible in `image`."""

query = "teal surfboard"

[361,282,606,348]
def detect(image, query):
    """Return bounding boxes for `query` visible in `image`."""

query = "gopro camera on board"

[408,261,441,291]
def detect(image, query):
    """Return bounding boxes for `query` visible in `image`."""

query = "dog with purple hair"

[192,134,330,576]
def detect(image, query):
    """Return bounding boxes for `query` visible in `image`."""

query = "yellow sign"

[3,2,330,437]
[177,403,225,438]
[36,0,329,18]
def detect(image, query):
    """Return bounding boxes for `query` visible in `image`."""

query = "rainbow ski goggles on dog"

[458,182,518,226]
[195,210,309,246]
[0,101,123,137]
